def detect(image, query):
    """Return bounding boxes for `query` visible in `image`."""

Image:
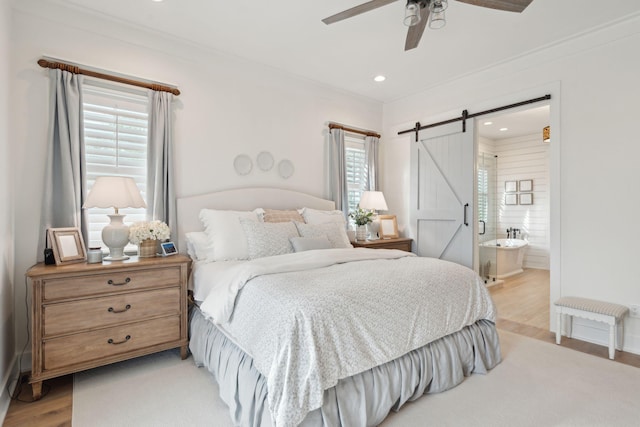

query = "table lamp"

[83,176,147,261]
[358,191,388,240]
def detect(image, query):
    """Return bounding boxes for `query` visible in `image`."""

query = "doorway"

[475,104,551,329]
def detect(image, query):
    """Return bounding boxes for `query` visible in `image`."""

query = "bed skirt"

[189,307,501,427]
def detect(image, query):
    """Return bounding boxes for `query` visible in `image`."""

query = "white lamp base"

[102,214,130,261]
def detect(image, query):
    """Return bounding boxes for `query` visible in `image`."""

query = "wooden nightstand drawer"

[43,287,181,337]
[43,266,181,301]
[352,237,413,252]
[43,315,181,371]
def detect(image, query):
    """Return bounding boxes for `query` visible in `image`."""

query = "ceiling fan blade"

[404,6,430,51]
[455,0,533,13]
[322,0,399,25]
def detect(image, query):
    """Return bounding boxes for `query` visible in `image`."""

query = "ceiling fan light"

[403,2,421,27]
[430,0,448,12]
[429,9,446,29]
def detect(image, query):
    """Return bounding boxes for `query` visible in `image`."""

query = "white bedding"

[195,249,496,427]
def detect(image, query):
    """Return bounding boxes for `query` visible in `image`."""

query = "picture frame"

[505,181,517,193]
[505,194,518,206]
[48,227,87,265]
[519,193,533,205]
[378,215,399,239]
[519,179,533,192]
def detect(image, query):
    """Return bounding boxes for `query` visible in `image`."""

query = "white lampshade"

[84,176,147,211]
[358,191,388,211]
[83,177,147,261]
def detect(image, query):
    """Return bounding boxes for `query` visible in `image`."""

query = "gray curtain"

[364,135,379,191]
[328,128,349,217]
[39,69,86,259]
[146,90,176,239]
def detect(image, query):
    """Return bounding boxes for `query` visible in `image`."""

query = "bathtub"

[479,238,529,279]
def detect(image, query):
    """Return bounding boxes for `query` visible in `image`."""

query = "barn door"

[410,120,475,268]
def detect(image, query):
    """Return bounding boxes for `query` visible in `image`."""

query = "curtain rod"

[37,58,180,96]
[328,123,380,139]
[398,95,551,137]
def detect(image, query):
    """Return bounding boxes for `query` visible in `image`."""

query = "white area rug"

[73,331,640,426]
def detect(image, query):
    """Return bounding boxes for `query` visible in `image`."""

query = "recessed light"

[483,121,493,126]
[374,75,386,82]
[499,127,508,132]
[151,0,163,2]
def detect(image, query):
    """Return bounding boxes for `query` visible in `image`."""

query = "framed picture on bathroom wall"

[505,193,518,205]
[519,179,533,192]
[519,193,533,205]
[505,181,517,192]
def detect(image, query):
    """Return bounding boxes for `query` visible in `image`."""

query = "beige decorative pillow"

[263,208,305,223]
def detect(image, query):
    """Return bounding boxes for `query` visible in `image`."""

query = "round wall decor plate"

[233,154,253,175]
[278,159,294,179]
[256,151,274,171]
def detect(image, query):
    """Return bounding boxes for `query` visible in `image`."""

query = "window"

[82,81,149,251]
[345,134,368,213]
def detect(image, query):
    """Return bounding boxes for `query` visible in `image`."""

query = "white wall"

[382,14,640,352]
[0,0,15,420]
[10,3,382,366]
[494,133,550,270]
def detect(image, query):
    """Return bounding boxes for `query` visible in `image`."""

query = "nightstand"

[26,255,190,400]
[352,237,413,252]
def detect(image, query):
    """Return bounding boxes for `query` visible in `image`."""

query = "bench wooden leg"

[617,320,625,351]
[609,324,616,360]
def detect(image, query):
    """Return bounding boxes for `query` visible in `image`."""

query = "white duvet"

[197,248,496,427]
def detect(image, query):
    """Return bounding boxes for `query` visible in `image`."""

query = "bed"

[177,188,501,427]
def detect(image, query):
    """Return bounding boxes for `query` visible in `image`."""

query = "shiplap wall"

[493,133,550,270]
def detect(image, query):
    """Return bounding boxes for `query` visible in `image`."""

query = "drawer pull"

[108,304,132,314]
[107,277,131,286]
[107,335,131,345]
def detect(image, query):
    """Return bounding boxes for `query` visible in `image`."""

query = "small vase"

[138,239,158,258]
[355,225,368,242]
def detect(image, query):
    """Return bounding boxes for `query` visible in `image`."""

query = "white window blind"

[477,167,489,223]
[82,81,149,251]
[345,134,368,213]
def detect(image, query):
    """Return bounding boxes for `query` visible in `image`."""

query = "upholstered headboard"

[176,187,335,254]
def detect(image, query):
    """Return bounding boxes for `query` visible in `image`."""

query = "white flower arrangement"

[128,220,170,245]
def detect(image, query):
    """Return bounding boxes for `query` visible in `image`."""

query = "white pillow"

[185,231,213,262]
[300,207,346,225]
[240,219,299,259]
[294,222,353,249]
[289,236,331,252]
[199,209,262,261]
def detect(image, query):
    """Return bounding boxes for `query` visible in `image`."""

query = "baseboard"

[570,318,640,355]
[0,354,19,424]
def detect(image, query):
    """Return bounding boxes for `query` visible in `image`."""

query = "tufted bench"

[555,296,629,360]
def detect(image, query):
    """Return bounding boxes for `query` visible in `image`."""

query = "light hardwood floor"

[4,268,640,426]
[489,268,640,367]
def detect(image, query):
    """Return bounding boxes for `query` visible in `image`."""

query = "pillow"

[185,231,214,262]
[199,209,262,261]
[263,208,305,223]
[294,222,353,249]
[240,219,299,259]
[289,236,332,252]
[300,207,346,226]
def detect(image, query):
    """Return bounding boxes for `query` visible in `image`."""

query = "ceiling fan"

[322,0,533,51]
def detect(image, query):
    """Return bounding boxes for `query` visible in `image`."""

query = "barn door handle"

[463,203,469,226]
[479,220,486,235]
